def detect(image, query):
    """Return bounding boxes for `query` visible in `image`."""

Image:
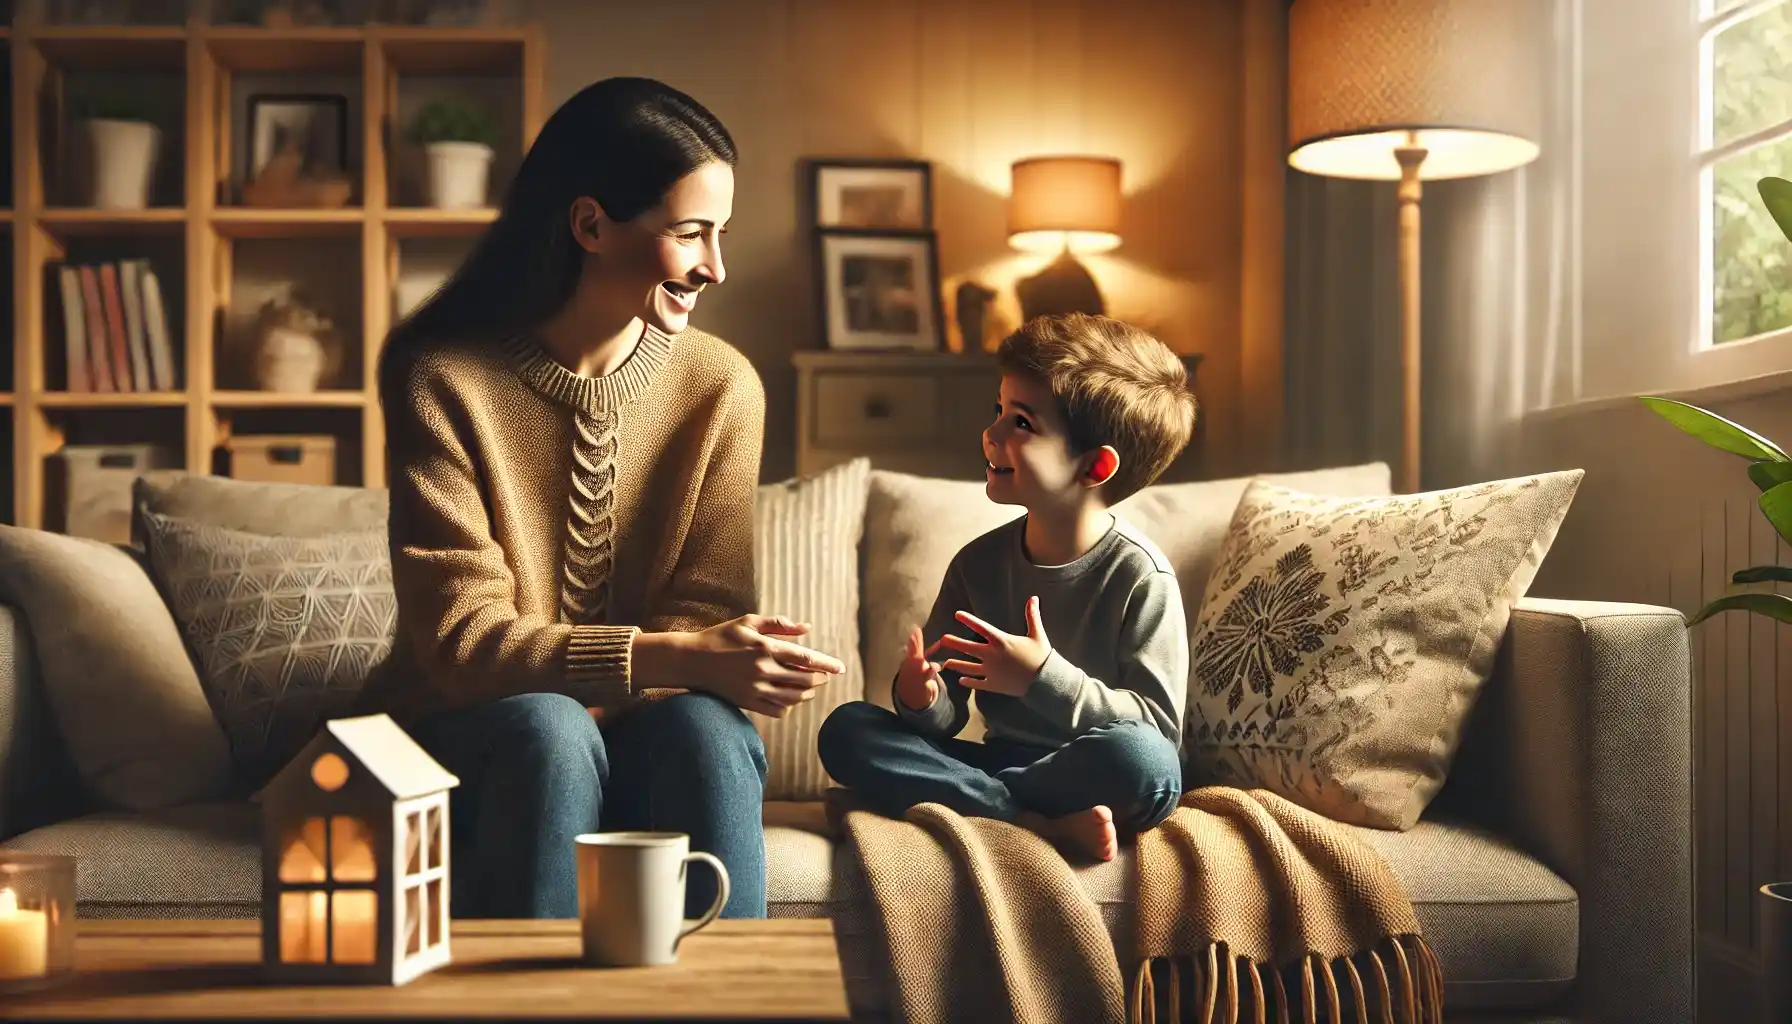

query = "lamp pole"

[1395,136,1428,495]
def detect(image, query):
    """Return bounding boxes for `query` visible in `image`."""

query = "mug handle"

[677,851,730,946]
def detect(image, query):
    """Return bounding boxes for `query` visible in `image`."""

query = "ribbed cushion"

[750,458,871,800]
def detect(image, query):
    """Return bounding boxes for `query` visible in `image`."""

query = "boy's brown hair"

[996,313,1198,503]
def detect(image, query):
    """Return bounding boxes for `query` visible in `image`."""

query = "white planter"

[255,327,328,394]
[86,118,160,210]
[424,141,494,210]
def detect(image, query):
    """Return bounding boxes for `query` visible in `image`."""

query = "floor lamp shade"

[1289,0,1545,180]
[1287,0,1544,493]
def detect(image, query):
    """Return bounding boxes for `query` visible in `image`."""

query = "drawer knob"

[864,397,893,419]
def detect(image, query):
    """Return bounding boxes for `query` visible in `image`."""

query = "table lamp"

[1009,156,1122,323]
[1288,0,1543,493]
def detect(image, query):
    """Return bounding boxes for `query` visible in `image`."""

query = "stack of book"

[55,260,178,393]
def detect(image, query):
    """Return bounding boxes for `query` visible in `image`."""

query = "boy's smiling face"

[983,373,1089,510]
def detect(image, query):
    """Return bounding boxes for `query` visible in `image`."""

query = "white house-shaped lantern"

[260,713,459,986]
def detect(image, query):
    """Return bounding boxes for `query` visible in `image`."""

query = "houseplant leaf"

[1763,480,1792,545]
[1640,396,1791,462]
[1688,591,1792,626]
[1749,460,1792,492]
[1761,176,1792,244]
[1734,566,1792,584]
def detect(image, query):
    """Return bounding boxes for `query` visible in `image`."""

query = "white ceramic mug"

[573,832,730,967]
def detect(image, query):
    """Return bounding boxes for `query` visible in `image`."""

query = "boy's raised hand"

[894,625,944,710]
[940,596,1052,697]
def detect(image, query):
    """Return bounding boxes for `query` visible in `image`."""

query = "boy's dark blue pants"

[817,700,1183,830]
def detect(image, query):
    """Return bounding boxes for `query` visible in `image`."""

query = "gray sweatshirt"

[895,514,1188,748]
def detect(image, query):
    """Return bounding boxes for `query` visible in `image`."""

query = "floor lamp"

[1287,0,1544,494]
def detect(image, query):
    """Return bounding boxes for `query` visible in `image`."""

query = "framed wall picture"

[811,159,932,230]
[816,229,944,351]
[246,93,349,181]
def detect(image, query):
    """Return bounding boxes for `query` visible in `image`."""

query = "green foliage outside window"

[1712,1,1792,343]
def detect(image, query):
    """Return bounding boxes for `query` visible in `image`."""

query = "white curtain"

[1282,0,1581,490]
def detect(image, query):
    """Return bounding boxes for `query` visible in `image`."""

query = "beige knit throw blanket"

[828,786,1444,1024]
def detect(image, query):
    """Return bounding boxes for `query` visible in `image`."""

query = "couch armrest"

[1442,597,1692,1024]
[0,602,84,841]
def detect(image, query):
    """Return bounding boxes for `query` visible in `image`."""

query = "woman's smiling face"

[579,159,735,335]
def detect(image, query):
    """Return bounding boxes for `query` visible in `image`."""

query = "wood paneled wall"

[524,0,1285,482]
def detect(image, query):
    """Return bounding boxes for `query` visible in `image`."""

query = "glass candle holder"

[0,853,75,993]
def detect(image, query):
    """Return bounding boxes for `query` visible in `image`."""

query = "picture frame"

[811,159,933,231]
[815,229,944,352]
[246,93,349,182]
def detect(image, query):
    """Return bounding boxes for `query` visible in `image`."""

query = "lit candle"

[0,888,47,980]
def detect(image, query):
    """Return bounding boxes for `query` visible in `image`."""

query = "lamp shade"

[1288,0,1544,181]
[1008,156,1122,254]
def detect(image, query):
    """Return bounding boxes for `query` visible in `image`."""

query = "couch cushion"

[760,801,1575,1015]
[0,525,234,812]
[133,472,389,540]
[1184,472,1584,830]
[750,458,871,800]
[137,513,398,790]
[0,801,260,919]
[1,799,1574,1013]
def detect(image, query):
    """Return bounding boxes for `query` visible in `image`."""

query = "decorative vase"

[424,142,493,210]
[1763,884,1792,1023]
[86,118,159,210]
[255,326,328,394]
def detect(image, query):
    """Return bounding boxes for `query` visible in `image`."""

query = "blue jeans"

[406,691,768,920]
[816,701,1182,831]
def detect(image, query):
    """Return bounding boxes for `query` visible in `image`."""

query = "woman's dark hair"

[378,76,735,397]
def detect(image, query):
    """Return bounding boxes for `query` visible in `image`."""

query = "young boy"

[817,313,1198,862]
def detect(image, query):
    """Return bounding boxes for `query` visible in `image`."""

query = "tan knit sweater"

[354,324,764,724]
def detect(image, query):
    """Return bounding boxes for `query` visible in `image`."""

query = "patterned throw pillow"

[751,457,871,800]
[1183,470,1584,830]
[137,512,397,790]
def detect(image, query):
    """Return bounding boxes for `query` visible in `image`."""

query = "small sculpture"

[252,295,341,393]
[954,281,997,353]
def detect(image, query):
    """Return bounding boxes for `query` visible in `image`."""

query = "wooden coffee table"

[2,919,851,1021]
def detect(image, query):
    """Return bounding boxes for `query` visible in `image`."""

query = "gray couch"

[0,464,1692,1023]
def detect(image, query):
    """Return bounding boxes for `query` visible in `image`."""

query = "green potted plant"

[408,99,498,210]
[70,93,160,210]
[1644,173,1792,1021]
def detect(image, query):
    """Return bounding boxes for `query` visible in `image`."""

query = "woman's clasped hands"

[639,614,845,718]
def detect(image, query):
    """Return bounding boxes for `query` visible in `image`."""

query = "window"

[398,797,449,960]
[1701,0,1792,347]
[276,814,377,965]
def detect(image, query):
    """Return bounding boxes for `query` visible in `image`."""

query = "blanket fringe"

[1131,935,1445,1024]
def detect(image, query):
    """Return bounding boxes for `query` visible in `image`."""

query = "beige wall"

[523,0,1268,482]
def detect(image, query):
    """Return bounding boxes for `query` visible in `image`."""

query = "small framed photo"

[811,159,932,230]
[246,94,349,181]
[816,229,944,352]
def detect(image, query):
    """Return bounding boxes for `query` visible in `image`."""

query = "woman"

[353,77,844,922]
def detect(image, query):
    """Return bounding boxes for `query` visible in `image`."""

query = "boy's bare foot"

[1018,806,1118,863]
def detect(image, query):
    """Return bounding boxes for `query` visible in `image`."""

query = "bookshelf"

[6,8,545,530]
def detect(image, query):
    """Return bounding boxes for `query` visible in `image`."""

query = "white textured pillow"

[751,458,871,800]
[1184,471,1584,830]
